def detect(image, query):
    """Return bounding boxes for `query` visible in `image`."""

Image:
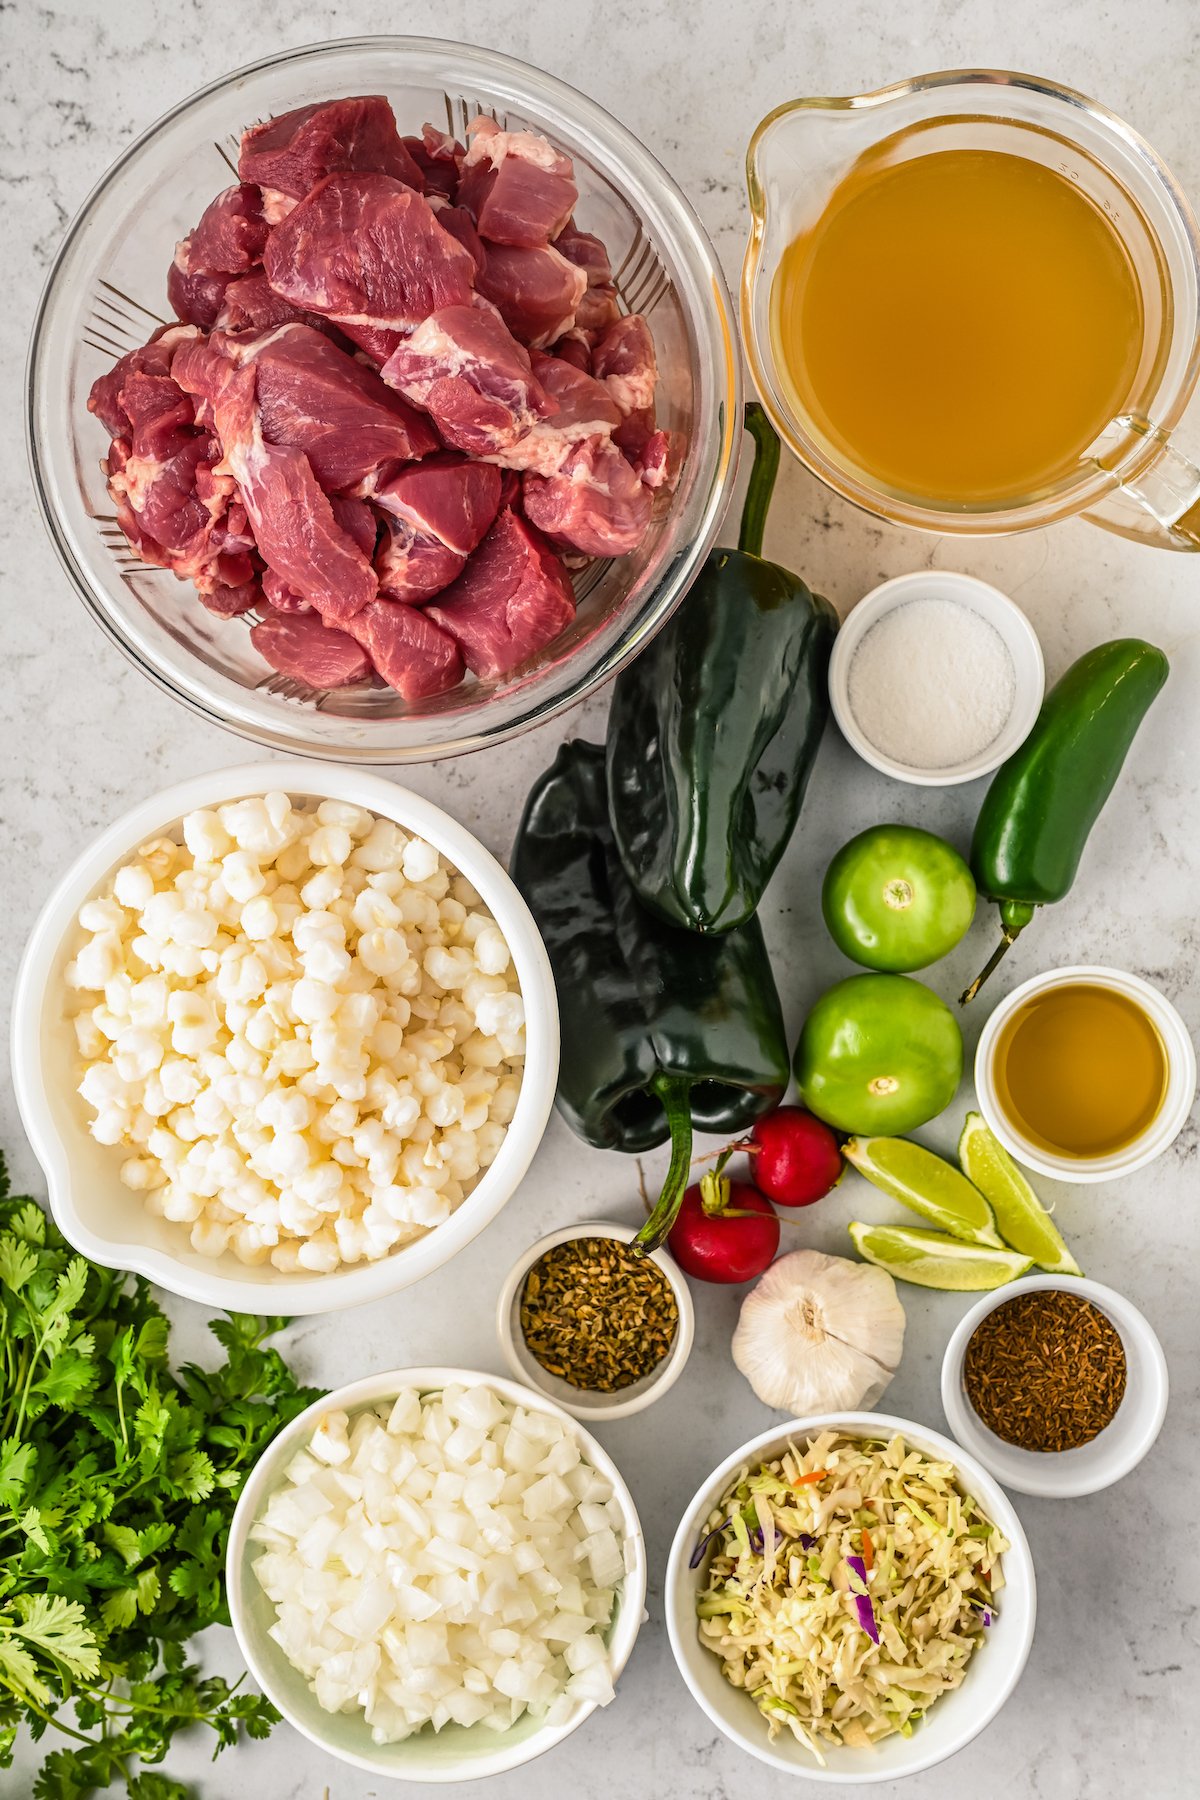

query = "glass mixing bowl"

[28,37,739,761]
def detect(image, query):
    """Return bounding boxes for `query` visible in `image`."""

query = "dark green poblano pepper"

[606,403,838,933]
[510,741,790,1253]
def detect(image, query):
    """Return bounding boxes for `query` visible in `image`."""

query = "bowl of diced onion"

[665,1413,1035,1784]
[11,761,557,1314]
[226,1367,647,1780]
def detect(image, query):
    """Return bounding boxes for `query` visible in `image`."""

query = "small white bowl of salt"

[828,570,1045,786]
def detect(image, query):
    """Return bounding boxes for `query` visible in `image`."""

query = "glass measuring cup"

[743,70,1200,548]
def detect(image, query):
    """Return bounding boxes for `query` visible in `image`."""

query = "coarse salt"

[846,597,1016,771]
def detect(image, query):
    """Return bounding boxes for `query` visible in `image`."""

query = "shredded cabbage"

[693,1432,1007,1763]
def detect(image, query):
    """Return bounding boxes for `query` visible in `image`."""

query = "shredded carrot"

[860,1528,873,1571]
[791,1469,831,1488]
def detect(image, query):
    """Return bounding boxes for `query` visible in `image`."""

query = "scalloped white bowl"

[11,762,558,1314]
[226,1366,647,1781]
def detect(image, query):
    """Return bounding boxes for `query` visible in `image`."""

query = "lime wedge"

[958,1112,1083,1276]
[849,1221,1034,1290]
[843,1136,1002,1247]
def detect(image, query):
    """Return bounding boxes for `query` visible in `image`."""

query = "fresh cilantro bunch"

[0,1154,320,1796]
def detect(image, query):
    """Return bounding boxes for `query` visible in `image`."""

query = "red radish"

[750,1106,842,1207]
[667,1168,779,1284]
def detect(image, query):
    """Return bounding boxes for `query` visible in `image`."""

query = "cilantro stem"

[0,1685,96,1747]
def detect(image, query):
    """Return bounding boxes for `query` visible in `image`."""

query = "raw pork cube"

[239,96,425,199]
[381,305,553,457]
[173,334,377,622]
[329,493,378,559]
[459,118,577,247]
[88,328,194,436]
[251,323,438,490]
[200,577,260,618]
[167,266,232,331]
[345,599,465,699]
[402,125,464,201]
[431,203,486,275]
[427,510,575,679]
[523,435,652,557]
[475,242,587,350]
[370,454,502,556]
[251,609,373,688]
[554,221,621,336]
[485,352,621,476]
[375,516,465,605]
[174,184,268,277]
[216,271,335,337]
[264,173,477,332]
[592,314,658,424]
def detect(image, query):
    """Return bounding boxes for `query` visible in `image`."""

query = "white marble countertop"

[4,2,1199,1795]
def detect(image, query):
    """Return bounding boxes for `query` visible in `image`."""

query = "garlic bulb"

[732,1249,905,1415]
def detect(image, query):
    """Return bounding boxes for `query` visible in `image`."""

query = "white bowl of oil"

[974,964,1196,1183]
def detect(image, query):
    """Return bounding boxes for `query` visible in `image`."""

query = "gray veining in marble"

[3,2,1199,1795]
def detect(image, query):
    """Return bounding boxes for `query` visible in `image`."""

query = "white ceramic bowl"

[11,762,558,1314]
[941,1274,1169,1498]
[828,570,1045,786]
[495,1220,695,1421]
[974,963,1196,1182]
[666,1411,1036,1784]
[227,1366,647,1782]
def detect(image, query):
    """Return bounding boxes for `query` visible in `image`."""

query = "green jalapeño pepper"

[605,404,838,933]
[962,638,1169,1002]
[510,740,790,1253]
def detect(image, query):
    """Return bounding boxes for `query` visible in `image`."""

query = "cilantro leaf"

[12,1595,100,1682]
[0,1437,35,1505]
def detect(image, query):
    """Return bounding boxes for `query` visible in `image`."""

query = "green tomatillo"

[794,973,963,1135]
[822,825,976,972]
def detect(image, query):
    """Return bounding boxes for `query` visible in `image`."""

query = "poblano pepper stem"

[736,402,782,559]
[633,1075,694,1256]
[959,902,1035,1005]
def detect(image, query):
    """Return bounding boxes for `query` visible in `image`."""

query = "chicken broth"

[772,143,1145,507]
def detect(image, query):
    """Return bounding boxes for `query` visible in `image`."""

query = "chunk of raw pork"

[523,435,652,557]
[427,509,576,678]
[374,518,465,604]
[592,314,658,420]
[250,322,438,490]
[343,599,465,699]
[430,203,486,274]
[368,454,501,605]
[216,271,336,337]
[239,96,425,199]
[484,351,621,475]
[475,241,587,348]
[381,304,553,456]
[250,608,373,687]
[88,328,194,436]
[264,173,477,332]
[554,221,620,336]
[402,125,463,200]
[369,454,502,555]
[174,184,268,276]
[168,267,233,330]
[90,330,258,601]
[458,117,578,247]
[173,333,376,622]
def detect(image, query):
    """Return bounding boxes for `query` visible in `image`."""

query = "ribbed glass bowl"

[28,36,740,761]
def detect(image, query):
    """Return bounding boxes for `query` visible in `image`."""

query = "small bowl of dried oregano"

[496,1220,695,1421]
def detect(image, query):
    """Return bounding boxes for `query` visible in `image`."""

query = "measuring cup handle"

[1083,424,1200,550]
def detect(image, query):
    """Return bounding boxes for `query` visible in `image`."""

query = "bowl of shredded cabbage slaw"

[665,1413,1035,1783]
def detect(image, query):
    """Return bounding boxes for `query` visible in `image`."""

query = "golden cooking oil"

[993,982,1167,1158]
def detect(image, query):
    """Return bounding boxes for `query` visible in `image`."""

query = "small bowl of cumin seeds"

[941,1274,1169,1498]
[497,1221,695,1421]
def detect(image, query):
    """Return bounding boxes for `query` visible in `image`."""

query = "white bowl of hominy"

[12,761,557,1314]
